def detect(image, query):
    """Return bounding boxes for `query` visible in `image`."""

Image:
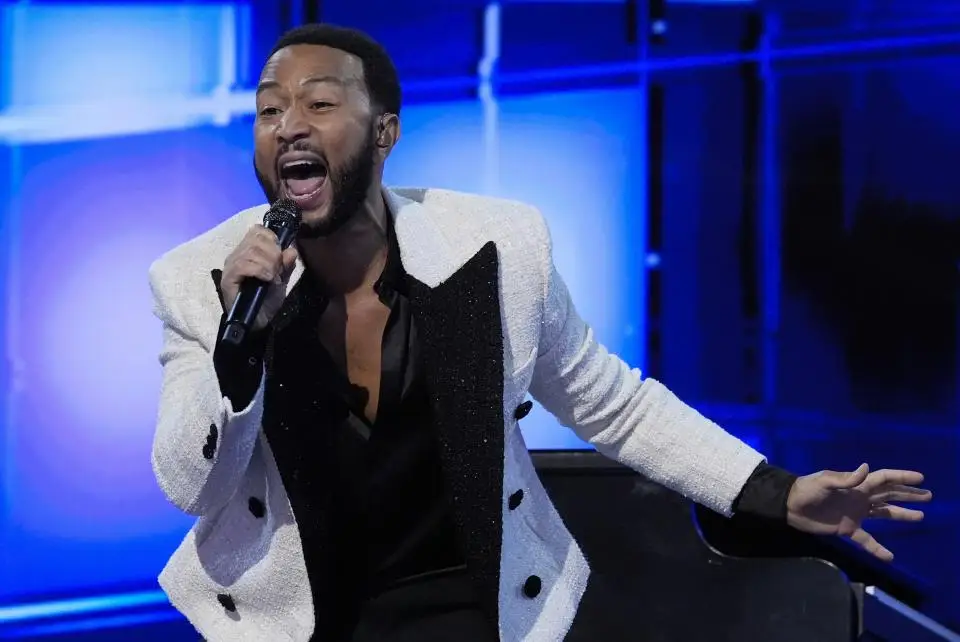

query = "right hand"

[221,225,299,331]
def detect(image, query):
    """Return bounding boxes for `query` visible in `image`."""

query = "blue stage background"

[0,0,958,637]
[0,0,646,606]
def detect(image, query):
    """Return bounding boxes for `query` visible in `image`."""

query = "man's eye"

[259,107,281,116]
[312,101,334,110]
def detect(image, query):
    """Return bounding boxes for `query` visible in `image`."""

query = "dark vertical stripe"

[648,0,667,46]
[740,61,761,322]
[645,82,665,380]
[740,60,762,404]
[304,0,321,24]
[625,0,638,45]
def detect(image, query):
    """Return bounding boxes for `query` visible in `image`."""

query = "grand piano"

[534,450,958,642]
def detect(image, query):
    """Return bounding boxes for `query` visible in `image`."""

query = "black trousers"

[200,572,623,641]
[345,569,628,641]
[346,569,497,642]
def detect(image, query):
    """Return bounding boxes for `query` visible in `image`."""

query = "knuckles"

[221,225,285,291]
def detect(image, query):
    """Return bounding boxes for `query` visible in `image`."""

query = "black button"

[216,593,236,612]
[522,575,542,598]
[203,424,218,459]
[248,497,265,518]
[247,356,258,366]
[508,489,524,510]
[514,401,533,420]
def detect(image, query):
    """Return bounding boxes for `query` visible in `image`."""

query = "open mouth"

[279,156,328,207]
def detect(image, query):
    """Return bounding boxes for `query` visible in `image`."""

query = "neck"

[298,185,389,296]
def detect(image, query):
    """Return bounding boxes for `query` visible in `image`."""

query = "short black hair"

[269,24,402,116]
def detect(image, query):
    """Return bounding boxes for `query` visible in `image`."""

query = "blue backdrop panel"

[383,101,488,193]
[0,84,648,598]
[1,123,262,600]
[493,87,646,449]
[0,3,230,110]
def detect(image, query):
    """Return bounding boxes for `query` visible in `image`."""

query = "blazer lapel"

[392,191,505,625]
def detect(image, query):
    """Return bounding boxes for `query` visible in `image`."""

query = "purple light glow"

[6,129,263,542]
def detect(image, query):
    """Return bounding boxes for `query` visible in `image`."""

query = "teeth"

[282,160,318,170]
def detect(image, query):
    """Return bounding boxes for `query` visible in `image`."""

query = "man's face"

[254,44,378,237]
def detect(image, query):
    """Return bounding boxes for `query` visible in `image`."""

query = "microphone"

[220,198,302,348]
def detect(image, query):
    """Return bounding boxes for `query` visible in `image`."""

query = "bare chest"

[317,294,391,423]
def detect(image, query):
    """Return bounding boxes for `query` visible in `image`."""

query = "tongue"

[286,176,324,196]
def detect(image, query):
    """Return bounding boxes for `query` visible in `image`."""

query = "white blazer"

[148,187,765,641]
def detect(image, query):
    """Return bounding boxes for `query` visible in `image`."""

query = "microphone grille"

[264,197,303,229]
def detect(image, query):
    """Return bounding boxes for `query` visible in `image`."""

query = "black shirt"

[299,227,465,592]
[211,217,797,636]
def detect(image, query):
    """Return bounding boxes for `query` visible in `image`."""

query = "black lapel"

[406,241,505,625]
[210,269,225,309]
[257,277,342,634]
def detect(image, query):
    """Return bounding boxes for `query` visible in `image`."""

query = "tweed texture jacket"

[148,187,765,641]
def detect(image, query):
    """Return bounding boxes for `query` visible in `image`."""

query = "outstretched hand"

[785,464,932,562]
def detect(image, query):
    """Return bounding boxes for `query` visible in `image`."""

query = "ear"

[375,112,401,158]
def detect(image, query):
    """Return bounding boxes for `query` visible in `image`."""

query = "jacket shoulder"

[393,187,550,250]
[148,204,267,286]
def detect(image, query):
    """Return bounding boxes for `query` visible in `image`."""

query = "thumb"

[824,463,870,490]
[280,246,299,280]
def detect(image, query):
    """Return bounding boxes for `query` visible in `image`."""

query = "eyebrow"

[256,75,353,95]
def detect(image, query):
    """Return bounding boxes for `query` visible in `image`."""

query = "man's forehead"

[260,44,364,83]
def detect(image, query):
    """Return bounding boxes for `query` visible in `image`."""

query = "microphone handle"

[220,224,298,347]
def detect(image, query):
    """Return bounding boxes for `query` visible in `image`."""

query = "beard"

[255,127,377,239]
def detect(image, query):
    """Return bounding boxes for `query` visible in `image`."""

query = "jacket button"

[248,497,265,518]
[216,593,236,612]
[203,424,218,459]
[522,575,542,598]
[514,401,533,420]
[508,489,524,510]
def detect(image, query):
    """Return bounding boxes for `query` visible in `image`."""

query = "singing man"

[149,24,931,642]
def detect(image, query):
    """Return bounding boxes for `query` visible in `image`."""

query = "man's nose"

[276,110,311,145]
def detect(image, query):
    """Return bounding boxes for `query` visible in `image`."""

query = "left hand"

[786,464,932,562]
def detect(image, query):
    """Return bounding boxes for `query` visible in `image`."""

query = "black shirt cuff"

[731,463,799,521]
[213,313,268,411]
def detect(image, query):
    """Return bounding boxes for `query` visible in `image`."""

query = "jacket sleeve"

[527,219,765,517]
[148,260,266,516]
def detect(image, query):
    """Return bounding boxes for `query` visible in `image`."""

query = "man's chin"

[297,206,349,239]
[302,206,330,226]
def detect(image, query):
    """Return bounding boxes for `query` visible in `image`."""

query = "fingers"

[871,485,933,504]
[236,256,279,283]
[849,528,894,562]
[868,504,925,522]
[247,225,283,262]
[820,463,870,490]
[226,225,285,283]
[860,469,925,492]
[250,224,280,243]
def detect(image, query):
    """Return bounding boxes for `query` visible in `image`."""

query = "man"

[149,24,931,642]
